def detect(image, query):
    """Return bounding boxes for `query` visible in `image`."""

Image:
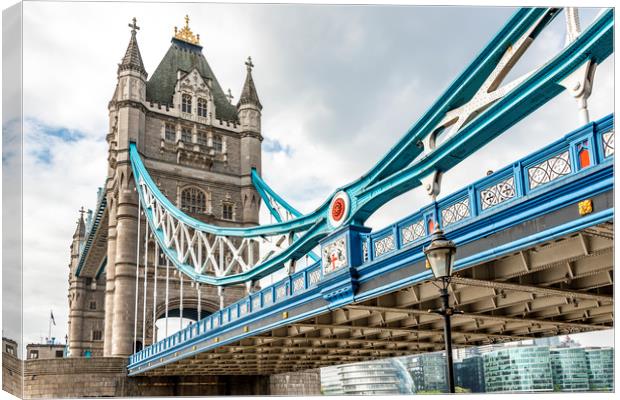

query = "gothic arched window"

[181,187,207,214]
[181,94,192,113]
[197,98,208,117]
[213,135,223,153]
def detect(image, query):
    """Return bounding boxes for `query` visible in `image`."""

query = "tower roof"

[118,17,147,76]
[73,207,86,239]
[146,38,238,121]
[237,57,262,110]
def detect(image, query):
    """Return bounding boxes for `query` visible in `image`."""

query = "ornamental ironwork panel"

[480,176,516,210]
[276,285,287,300]
[309,268,322,285]
[441,197,470,227]
[322,236,349,275]
[528,150,571,189]
[401,220,425,245]
[252,296,260,310]
[603,130,614,158]
[362,241,369,262]
[374,234,396,258]
[293,276,305,292]
[240,303,247,316]
[263,290,273,306]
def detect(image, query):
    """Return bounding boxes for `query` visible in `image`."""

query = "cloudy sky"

[3,1,614,351]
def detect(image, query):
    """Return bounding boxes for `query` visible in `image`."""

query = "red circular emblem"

[331,198,346,222]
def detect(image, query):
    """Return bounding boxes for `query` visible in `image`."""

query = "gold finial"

[174,14,200,45]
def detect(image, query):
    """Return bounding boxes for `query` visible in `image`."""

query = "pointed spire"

[118,17,147,76]
[73,207,86,239]
[237,56,262,110]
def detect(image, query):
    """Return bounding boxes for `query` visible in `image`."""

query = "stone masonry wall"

[22,357,129,398]
[269,369,322,396]
[4,357,275,398]
[4,356,322,397]
[2,352,23,398]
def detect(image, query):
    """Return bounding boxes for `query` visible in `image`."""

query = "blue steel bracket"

[318,225,370,309]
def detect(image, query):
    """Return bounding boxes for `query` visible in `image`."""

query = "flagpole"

[48,311,52,343]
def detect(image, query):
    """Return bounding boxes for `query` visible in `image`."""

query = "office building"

[483,346,553,393]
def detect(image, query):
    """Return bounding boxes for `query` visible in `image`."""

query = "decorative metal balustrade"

[129,114,614,368]
[129,260,322,365]
[362,115,614,263]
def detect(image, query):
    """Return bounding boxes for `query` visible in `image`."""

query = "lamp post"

[424,229,457,394]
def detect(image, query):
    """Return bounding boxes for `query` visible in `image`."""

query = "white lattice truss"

[138,178,296,279]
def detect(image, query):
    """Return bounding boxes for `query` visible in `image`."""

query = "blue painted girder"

[130,8,613,286]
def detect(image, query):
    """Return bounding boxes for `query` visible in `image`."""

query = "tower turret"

[237,57,262,224]
[115,17,147,102]
[237,57,262,134]
[109,17,148,155]
[67,208,87,357]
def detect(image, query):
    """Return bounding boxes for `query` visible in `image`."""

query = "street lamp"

[424,229,457,394]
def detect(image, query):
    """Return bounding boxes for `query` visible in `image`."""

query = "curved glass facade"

[321,359,414,395]
[320,344,612,394]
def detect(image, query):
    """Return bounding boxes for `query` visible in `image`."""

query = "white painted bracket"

[559,8,597,125]
[559,59,597,125]
[421,170,443,200]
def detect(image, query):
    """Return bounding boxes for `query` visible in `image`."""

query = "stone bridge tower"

[67,16,262,358]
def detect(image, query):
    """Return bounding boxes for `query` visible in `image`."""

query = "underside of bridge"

[139,221,613,376]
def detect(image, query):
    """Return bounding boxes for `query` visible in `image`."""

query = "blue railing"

[129,114,614,367]
[362,114,614,263]
[129,259,323,365]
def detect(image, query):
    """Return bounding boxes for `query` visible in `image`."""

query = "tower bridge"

[127,114,613,376]
[60,6,613,395]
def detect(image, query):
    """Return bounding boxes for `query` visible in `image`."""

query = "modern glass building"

[320,358,414,395]
[405,353,448,393]
[584,347,614,392]
[550,347,590,391]
[483,346,554,393]
[455,355,485,393]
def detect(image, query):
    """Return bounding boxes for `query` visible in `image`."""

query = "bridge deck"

[128,115,614,376]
